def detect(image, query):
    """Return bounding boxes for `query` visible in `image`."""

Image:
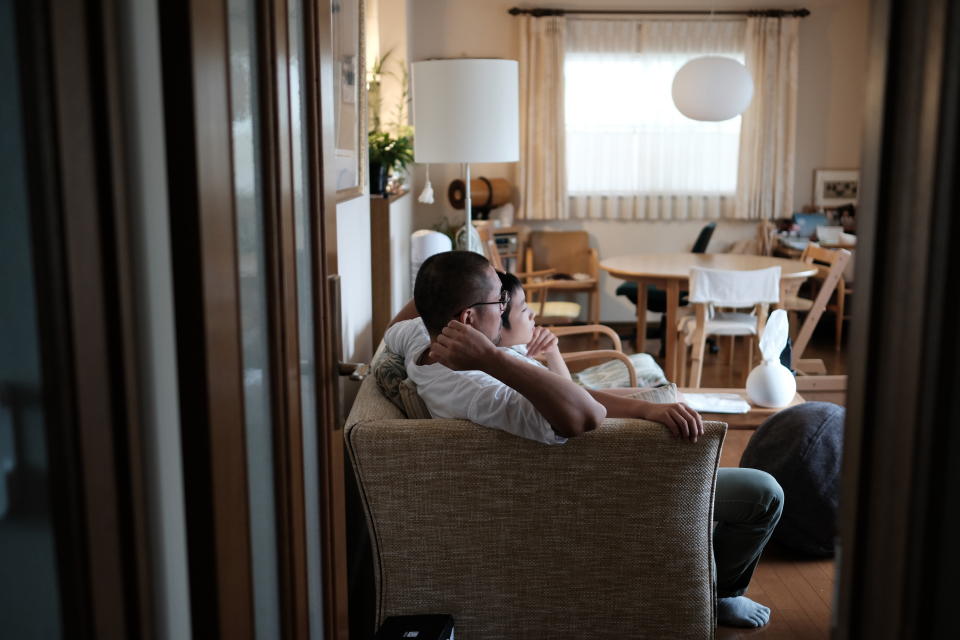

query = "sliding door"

[160,0,349,637]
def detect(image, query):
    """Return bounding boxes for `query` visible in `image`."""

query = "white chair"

[678,266,781,388]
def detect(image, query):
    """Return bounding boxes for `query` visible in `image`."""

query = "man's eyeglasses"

[459,289,510,315]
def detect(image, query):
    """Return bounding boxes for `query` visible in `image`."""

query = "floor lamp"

[412,59,519,251]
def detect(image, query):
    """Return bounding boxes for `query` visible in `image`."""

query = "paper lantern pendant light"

[672,56,754,122]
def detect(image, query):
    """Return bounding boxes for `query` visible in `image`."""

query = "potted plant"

[367,130,413,196]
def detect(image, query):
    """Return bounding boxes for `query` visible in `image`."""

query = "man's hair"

[497,271,523,330]
[414,251,493,335]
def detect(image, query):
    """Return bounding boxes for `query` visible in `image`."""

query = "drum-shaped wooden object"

[448,177,512,210]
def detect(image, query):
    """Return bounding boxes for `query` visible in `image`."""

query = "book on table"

[682,393,752,414]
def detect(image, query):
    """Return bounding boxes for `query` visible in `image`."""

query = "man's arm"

[430,321,605,437]
[587,389,704,443]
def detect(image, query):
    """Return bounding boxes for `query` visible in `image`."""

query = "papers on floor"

[682,393,752,414]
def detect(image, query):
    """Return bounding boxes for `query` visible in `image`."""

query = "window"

[563,20,745,219]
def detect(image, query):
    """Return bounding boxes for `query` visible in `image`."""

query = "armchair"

[345,372,725,638]
[542,324,669,389]
[524,231,599,326]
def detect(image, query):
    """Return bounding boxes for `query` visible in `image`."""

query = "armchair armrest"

[515,268,556,280]
[556,349,637,387]
[548,323,623,352]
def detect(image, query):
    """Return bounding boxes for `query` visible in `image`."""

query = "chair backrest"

[345,414,724,638]
[691,222,717,253]
[688,266,781,307]
[475,225,505,271]
[526,230,592,274]
[792,248,852,364]
[800,243,844,276]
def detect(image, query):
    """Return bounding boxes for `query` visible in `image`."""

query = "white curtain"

[564,19,745,221]
[735,17,800,220]
[518,15,568,220]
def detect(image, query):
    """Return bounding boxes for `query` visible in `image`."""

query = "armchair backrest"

[688,266,781,308]
[346,412,725,638]
[526,230,595,276]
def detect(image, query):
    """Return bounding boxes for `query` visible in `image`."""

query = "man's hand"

[525,326,560,358]
[429,320,498,371]
[643,402,705,443]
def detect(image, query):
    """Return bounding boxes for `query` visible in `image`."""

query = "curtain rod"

[508,7,810,18]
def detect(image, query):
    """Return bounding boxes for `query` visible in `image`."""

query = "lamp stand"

[456,162,475,251]
[464,162,472,231]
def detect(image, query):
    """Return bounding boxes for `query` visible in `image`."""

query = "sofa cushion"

[573,352,668,389]
[398,378,431,419]
[372,348,408,414]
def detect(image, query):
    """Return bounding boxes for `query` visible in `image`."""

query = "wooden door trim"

[304,0,350,637]
[14,0,153,636]
[257,0,311,635]
[158,0,255,637]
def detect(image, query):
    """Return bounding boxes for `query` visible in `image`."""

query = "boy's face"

[500,286,536,347]
[457,266,505,346]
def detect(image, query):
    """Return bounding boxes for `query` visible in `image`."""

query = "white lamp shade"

[671,56,754,122]
[412,59,519,163]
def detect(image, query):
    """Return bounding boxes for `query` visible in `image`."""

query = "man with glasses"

[385,250,699,444]
[384,251,782,628]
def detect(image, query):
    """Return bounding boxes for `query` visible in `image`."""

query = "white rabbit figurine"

[746,309,797,408]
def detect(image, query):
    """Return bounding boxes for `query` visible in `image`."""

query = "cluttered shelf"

[773,208,857,259]
[475,223,528,273]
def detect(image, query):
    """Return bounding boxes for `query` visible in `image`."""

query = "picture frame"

[333,0,366,201]
[813,169,859,208]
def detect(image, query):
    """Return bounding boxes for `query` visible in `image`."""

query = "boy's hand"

[429,320,498,371]
[525,326,560,358]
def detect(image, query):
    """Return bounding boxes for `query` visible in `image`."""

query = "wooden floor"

[560,320,846,639]
[716,430,835,639]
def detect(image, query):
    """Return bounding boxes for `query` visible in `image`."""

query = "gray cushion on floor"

[739,402,845,556]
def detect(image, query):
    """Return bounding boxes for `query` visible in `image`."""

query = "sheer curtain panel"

[735,16,800,220]
[518,15,568,220]
[565,19,745,221]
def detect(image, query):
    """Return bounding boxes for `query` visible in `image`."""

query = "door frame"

[15,0,153,636]
[836,0,960,636]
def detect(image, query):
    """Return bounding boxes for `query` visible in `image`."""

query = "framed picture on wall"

[333,0,366,201]
[813,169,860,208]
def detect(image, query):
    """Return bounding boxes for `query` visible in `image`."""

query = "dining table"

[600,253,820,382]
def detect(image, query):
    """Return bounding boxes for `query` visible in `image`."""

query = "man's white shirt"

[383,319,566,445]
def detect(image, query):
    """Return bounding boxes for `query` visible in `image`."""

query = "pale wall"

[398,0,870,321]
[336,195,374,414]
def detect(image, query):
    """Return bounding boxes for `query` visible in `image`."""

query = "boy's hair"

[414,251,492,335]
[497,271,523,330]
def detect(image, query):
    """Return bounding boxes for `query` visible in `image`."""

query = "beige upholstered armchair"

[344,374,726,638]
